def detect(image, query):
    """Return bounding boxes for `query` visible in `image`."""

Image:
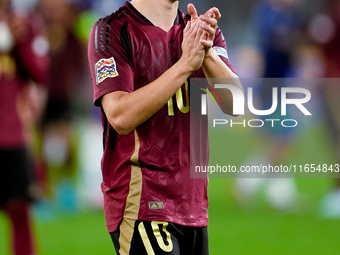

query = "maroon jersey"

[0,15,49,148]
[88,1,236,232]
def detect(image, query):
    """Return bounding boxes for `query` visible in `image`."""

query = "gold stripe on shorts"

[118,218,136,255]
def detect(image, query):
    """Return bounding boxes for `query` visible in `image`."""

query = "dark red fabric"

[4,200,34,255]
[88,2,236,232]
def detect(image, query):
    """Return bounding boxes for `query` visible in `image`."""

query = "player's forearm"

[102,58,192,135]
[202,50,243,115]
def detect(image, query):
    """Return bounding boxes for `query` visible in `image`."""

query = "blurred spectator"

[91,0,126,17]
[0,0,49,254]
[309,0,340,218]
[253,0,301,78]
[38,0,84,212]
[234,0,303,211]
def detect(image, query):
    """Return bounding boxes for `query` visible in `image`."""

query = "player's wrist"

[204,47,216,60]
[202,48,217,68]
[177,56,196,74]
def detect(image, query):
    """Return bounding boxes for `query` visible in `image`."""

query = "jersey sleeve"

[88,18,134,107]
[212,26,238,75]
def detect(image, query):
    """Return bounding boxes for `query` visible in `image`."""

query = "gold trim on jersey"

[123,129,142,219]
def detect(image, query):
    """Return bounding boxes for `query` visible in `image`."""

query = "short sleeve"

[212,26,238,76]
[88,18,134,107]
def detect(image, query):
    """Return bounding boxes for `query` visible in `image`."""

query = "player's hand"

[181,18,206,72]
[203,6,221,21]
[188,3,221,56]
[199,10,219,49]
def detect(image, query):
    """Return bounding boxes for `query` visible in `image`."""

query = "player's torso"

[113,8,198,169]
[98,4,208,231]
[127,15,207,223]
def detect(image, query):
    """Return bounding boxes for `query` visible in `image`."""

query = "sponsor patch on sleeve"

[95,57,119,85]
[212,46,229,60]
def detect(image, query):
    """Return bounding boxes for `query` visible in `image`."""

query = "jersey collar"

[124,1,180,26]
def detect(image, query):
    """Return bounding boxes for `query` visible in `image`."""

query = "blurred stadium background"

[1,0,340,254]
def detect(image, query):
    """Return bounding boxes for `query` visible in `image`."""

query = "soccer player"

[0,0,49,254]
[87,0,241,254]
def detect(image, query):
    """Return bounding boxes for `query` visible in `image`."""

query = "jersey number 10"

[167,80,189,116]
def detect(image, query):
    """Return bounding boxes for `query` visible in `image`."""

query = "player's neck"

[130,0,179,32]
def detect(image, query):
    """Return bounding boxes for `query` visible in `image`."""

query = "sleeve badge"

[95,57,119,85]
[212,46,229,60]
